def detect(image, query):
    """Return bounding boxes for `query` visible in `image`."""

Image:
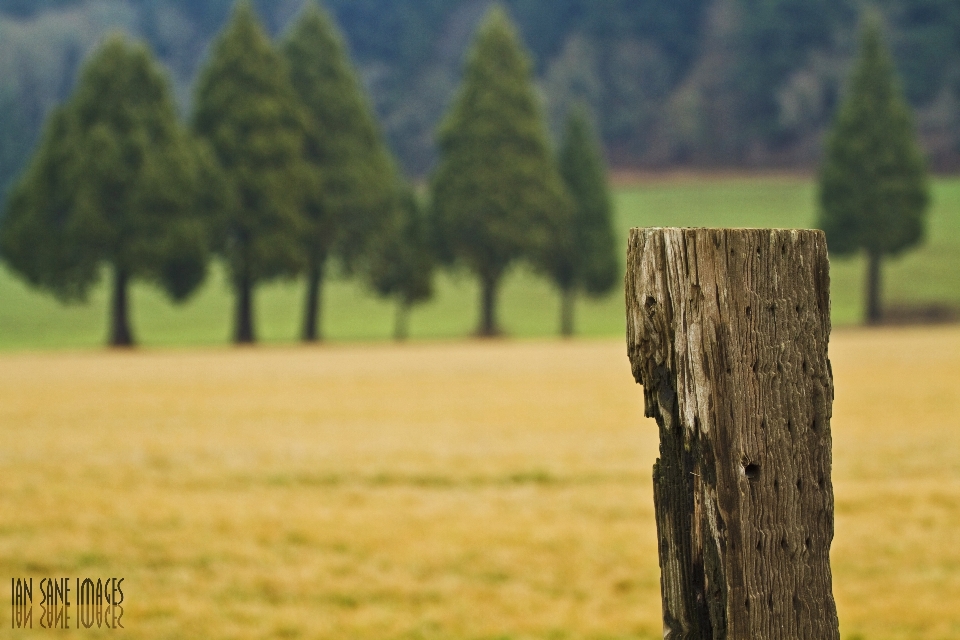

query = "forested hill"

[2,0,959,197]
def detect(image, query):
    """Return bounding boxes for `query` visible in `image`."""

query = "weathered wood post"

[625,228,839,639]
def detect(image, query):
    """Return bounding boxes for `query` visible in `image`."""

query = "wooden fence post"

[625,228,840,639]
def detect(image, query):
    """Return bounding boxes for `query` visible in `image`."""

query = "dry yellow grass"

[0,328,958,639]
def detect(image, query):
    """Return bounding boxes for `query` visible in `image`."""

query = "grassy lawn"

[1,175,959,350]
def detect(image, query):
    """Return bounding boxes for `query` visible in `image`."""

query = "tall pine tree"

[0,35,219,347]
[430,5,571,336]
[546,105,619,337]
[193,0,308,343]
[818,15,929,324]
[368,186,434,341]
[282,1,400,342]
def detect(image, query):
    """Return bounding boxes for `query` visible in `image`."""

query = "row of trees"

[0,1,619,345]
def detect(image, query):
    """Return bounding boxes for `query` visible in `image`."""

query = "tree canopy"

[817,15,929,323]
[547,106,618,336]
[430,5,571,336]
[193,0,309,343]
[0,34,218,346]
[368,186,435,341]
[282,0,400,342]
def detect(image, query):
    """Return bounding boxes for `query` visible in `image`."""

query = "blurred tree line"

[0,1,619,345]
[2,0,960,204]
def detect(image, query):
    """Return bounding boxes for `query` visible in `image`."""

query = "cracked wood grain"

[625,228,839,640]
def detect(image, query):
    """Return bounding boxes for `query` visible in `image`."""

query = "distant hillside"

[2,0,959,200]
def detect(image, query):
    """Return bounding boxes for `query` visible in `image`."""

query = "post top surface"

[629,226,823,232]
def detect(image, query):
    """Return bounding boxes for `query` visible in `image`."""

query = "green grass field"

[2,175,959,350]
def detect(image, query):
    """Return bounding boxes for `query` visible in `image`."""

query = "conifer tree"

[0,35,219,347]
[430,5,572,337]
[547,105,619,337]
[282,1,399,342]
[818,15,929,324]
[193,0,308,343]
[368,186,434,341]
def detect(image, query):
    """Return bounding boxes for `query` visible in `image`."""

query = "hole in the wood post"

[745,598,750,611]
[760,418,767,430]
[818,475,825,489]
[777,361,783,374]
[746,305,752,318]
[769,303,777,315]
[756,246,761,258]
[805,537,813,550]
[768,595,774,610]
[787,419,794,434]
[796,304,802,315]
[781,244,787,255]
[802,359,808,374]
[774,478,780,492]
[756,539,762,551]
[743,462,760,481]
[644,296,657,316]
[811,415,820,432]
[796,477,803,491]
[781,537,788,551]
[752,359,759,373]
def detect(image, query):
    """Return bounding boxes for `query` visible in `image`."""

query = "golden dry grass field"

[0,328,959,639]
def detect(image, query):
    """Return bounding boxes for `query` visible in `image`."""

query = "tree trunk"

[302,257,326,342]
[477,271,502,337]
[394,301,410,342]
[560,286,575,337]
[233,272,255,344]
[109,266,134,347]
[625,228,839,640]
[865,250,883,325]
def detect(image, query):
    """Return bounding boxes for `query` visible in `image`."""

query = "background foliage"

[430,6,571,336]
[0,35,218,345]
[2,0,960,202]
[282,1,403,342]
[191,1,310,343]
[3,176,960,350]
[818,16,930,323]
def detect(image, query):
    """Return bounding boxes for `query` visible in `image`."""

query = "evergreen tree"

[546,105,618,337]
[0,35,219,347]
[368,186,434,341]
[282,1,400,342]
[818,16,929,324]
[430,5,571,337]
[193,0,308,343]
